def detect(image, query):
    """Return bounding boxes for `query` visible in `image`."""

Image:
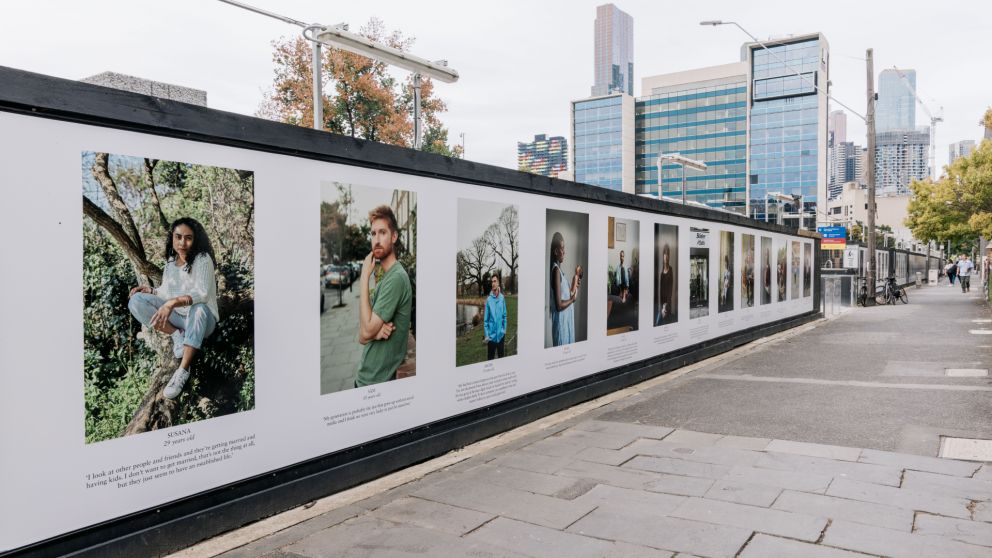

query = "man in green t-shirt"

[356,204,412,386]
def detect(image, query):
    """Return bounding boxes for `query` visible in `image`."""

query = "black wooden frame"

[0,66,822,558]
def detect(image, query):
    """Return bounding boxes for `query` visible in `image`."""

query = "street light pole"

[866,48,878,298]
[658,153,707,205]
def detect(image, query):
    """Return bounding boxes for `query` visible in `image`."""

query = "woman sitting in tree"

[127,218,219,399]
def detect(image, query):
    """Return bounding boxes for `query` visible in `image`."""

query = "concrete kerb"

[168,317,827,558]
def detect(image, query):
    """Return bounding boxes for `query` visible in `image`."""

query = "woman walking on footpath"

[945,259,957,286]
[128,218,219,399]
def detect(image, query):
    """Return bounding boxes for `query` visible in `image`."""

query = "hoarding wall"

[0,67,818,556]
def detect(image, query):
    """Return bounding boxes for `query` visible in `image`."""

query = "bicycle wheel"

[898,289,909,304]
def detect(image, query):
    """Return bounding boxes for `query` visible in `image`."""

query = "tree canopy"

[259,18,462,157]
[906,139,992,247]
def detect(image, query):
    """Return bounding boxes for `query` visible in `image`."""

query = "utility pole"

[865,49,878,302]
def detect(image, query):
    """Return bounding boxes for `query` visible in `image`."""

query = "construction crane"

[892,66,943,180]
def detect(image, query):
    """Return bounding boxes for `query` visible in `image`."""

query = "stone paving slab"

[489,450,573,475]
[566,507,753,558]
[900,469,992,500]
[771,490,914,532]
[765,439,863,461]
[284,516,529,558]
[826,478,973,519]
[724,464,833,493]
[913,513,992,547]
[713,435,772,451]
[459,464,582,497]
[670,497,828,541]
[821,519,991,558]
[754,451,903,486]
[571,420,674,440]
[659,430,725,446]
[412,478,597,530]
[625,439,764,467]
[572,445,638,466]
[572,484,686,517]
[370,497,495,536]
[553,428,641,450]
[703,480,782,507]
[858,448,981,477]
[738,533,868,558]
[623,455,733,479]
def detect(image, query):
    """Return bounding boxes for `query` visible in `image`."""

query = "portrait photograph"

[791,240,801,300]
[689,227,710,319]
[545,209,589,348]
[803,243,812,297]
[320,183,416,394]
[82,151,255,443]
[455,199,519,366]
[761,237,772,305]
[607,217,639,335]
[742,234,755,308]
[718,231,735,313]
[777,243,788,302]
[654,224,678,326]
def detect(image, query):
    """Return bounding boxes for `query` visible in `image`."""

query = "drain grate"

[939,437,992,461]
[945,369,989,377]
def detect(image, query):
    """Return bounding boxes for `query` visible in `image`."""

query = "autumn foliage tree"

[259,18,462,157]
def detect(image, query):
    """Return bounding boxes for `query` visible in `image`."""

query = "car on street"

[324,265,352,288]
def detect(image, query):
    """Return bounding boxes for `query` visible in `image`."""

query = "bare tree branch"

[143,158,170,233]
[92,152,147,262]
[83,196,163,283]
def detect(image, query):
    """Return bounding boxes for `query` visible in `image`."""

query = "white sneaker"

[172,331,185,359]
[164,367,190,399]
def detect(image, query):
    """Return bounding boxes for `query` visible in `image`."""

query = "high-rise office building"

[592,4,634,97]
[570,93,635,193]
[517,134,568,177]
[634,63,748,212]
[948,140,976,164]
[876,69,916,133]
[875,129,929,194]
[828,110,846,145]
[744,33,830,228]
[829,141,863,200]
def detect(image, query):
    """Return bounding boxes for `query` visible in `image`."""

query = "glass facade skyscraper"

[635,64,748,212]
[571,94,634,192]
[876,69,916,133]
[517,134,568,178]
[746,34,829,228]
[592,4,633,96]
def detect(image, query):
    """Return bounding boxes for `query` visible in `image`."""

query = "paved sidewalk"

[182,284,992,557]
[208,421,992,558]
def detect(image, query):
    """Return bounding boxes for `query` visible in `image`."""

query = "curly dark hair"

[164,217,215,273]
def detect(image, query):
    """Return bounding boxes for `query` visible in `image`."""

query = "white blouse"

[155,255,219,321]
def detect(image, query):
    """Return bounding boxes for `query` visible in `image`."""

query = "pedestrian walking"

[957,254,974,293]
[945,259,957,286]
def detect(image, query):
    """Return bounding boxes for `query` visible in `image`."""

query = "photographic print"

[718,231,734,313]
[455,200,519,366]
[320,183,416,394]
[689,227,710,319]
[803,243,812,297]
[545,209,589,348]
[761,237,772,305]
[777,243,787,302]
[607,217,639,335]
[791,240,801,300]
[742,234,755,308]
[82,152,254,443]
[654,224,678,326]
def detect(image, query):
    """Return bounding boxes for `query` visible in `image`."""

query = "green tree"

[906,140,992,250]
[259,18,461,156]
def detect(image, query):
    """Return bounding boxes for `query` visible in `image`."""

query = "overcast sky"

[2,1,987,172]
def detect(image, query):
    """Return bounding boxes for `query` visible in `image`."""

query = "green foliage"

[907,138,992,250]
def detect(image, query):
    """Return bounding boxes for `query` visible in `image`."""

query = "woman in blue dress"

[549,232,581,346]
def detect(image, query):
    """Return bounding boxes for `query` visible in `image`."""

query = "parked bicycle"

[876,275,909,305]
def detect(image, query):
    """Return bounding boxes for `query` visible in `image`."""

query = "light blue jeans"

[128,293,216,351]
